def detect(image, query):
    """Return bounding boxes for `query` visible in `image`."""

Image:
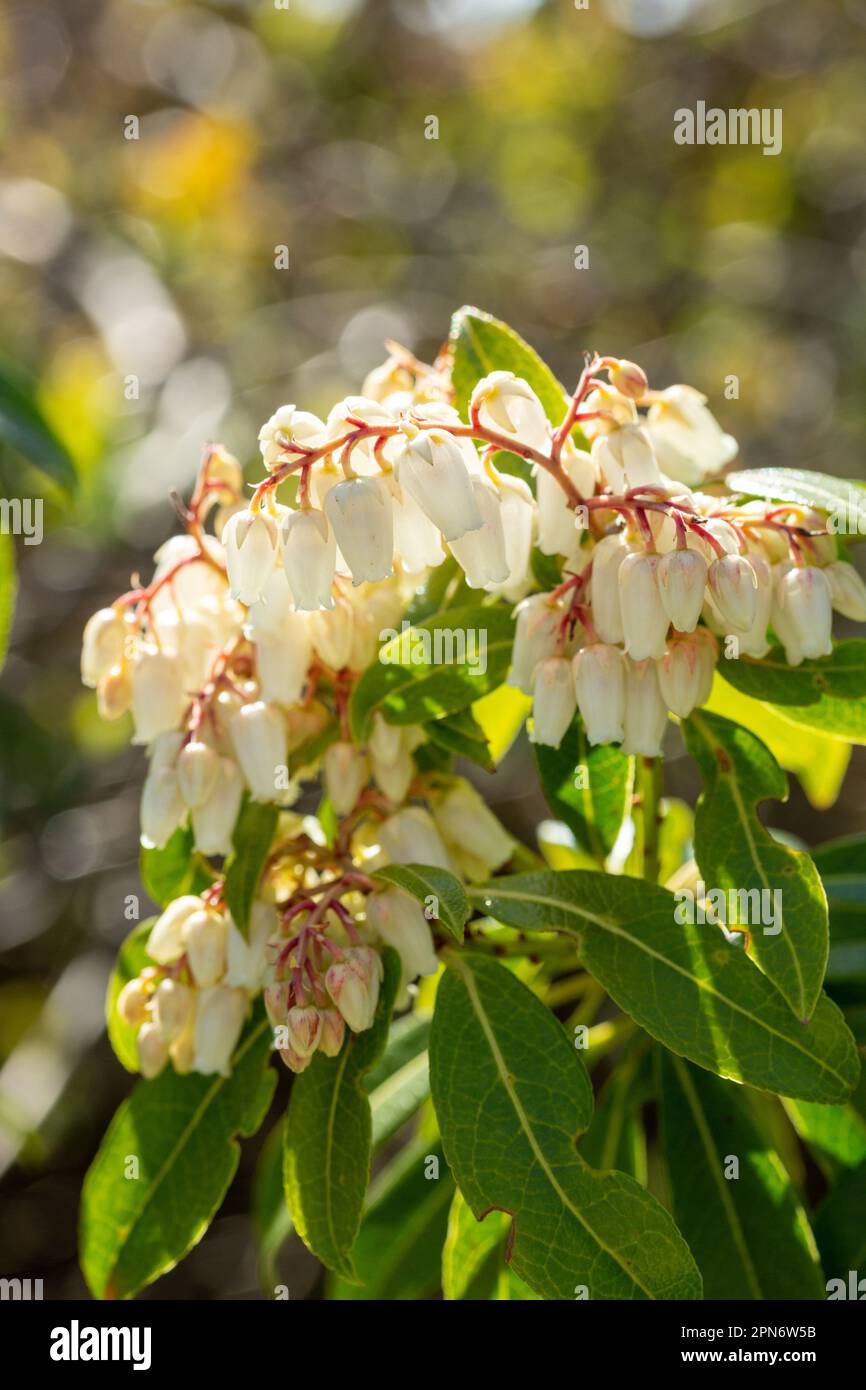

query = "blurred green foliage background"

[1,0,865,1298]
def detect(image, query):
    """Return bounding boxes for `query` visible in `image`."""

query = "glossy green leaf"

[222,798,278,936]
[327,1137,453,1300]
[719,641,866,743]
[140,824,212,907]
[425,707,493,770]
[579,1042,650,1181]
[251,1117,293,1292]
[534,716,632,862]
[349,603,515,741]
[783,1071,866,1172]
[282,949,400,1279]
[468,871,860,1103]
[684,710,828,1021]
[372,862,469,944]
[705,673,850,810]
[289,718,339,774]
[658,1050,825,1299]
[430,951,702,1300]
[105,919,154,1073]
[80,1007,275,1299]
[0,361,77,493]
[726,467,866,537]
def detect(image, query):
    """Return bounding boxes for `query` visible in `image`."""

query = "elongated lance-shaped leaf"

[579,1040,651,1180]
[222,798,278,938]
[683,710,828,1022]
[0,531,17,674]
[719,640,866,743]
[467,871,860,1103]
[658,1050,825,1299]
[430,952,702,1300]
[534,716,632,863]
[283,949,401,1280]
[80,1006,276,1299]
[327,1138,454,1300]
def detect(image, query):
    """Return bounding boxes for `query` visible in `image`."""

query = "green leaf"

[705,673,850,810]
[530,545,564,592]
[140,824,213,907]
[425,708,493,770]
[80,1007,275,1299]
[106,919,154,1073]
[442,1185,512,1300]
[658,1050,825,1299]
[579,1042,651,1180]
[327,1137,453,1300]
[349,604,515,741]
[534,716,632,862]
[222,798,278,936]
[430,951,702,1300]
[719,641,866,743]
[0,361,77,494]
[0,532,17,673]
[468,871,860,1103]
[288,718,339,775]
[449,306,572,433]
[372,863,469,944]
[684,710,828,1022]
[726,467,866,537]
[282,949,401,1279]
[814,1159,866,1283]
[251,1117,293,1292]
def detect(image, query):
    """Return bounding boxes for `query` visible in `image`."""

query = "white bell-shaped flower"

[192,986,247,1076]
[493,474,535,598]
[223,507,281,606]
[379,806,454,871]
[182,907,228,987]
[131,647,186,746]
[622,657,668,757]
[280,508,336,611]
[509,593,562,694]
[825,561,866,622]
[470,371,551,452]
[573,643,626,745]
[325,397,397,475]
[324,477,394,585]
[366,888,438,980]
[645,385,737,486]
[191,756,244,856]
[774,565,833,661]
[372,747,414,803]
[258,404,326,470]
[391,479,446,574]
[369,710,403,765]
[535,450,594,556]
[589,533,630,645]
[395,429,482,542]
[432,780,513,875]
[140,764,186,850]
[254,610,312,706]
[147,895,203,965]
[602,424,661,490]
[656,549,708,632]
[229,701,287,802]
[725,554,772,657]
[529,657,577,747]
[81,608,126,688]
[656,634,714,718]
[225,900,278,994]
[707,554,758,632]
[450,481,509,588]
[323,741,368,817]
[177,739,220,809]
[309,596,354,671]
[618,552,670,660]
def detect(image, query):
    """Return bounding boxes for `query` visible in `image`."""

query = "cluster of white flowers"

[83,337,866,1079]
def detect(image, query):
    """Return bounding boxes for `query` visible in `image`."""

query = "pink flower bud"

[286,1005,323,1058]
[326,946,382,1033]
[609,359,648,401]
[279,1042,314,1074]
[318,1008,346,1057]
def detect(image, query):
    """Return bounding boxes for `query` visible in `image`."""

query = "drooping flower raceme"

[83,336,866,1085]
